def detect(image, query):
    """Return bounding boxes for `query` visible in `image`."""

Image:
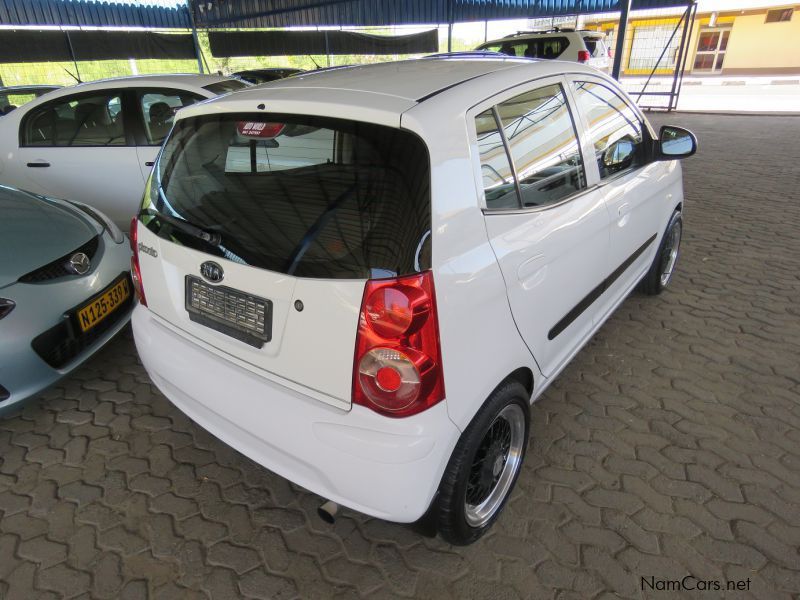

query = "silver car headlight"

[0,298,15,320]
[68,201,125,244]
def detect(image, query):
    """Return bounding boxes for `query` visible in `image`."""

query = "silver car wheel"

[659,220,682,287]
[464,403,526,528]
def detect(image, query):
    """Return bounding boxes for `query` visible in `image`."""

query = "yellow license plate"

[77,278,131,332]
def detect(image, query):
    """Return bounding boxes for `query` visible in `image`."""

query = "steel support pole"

[187,2,204,74]
[611,0,632,80]
[667,2,693,110]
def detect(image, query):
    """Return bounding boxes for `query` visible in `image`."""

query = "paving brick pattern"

[1,114,799,599]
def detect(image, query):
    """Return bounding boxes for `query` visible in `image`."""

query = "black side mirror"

[602,137,636,173]
[658,125,697,160]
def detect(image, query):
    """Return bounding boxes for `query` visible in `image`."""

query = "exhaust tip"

[317,500,338,524]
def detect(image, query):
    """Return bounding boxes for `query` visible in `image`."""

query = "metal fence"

[585,4,696,110]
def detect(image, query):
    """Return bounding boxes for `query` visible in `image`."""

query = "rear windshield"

[582,35,605,57]
[142,113,431,279]
[479,37,569,59]
[203,79,249,94]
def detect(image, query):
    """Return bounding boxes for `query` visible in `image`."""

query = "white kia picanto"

[131,56,696,545]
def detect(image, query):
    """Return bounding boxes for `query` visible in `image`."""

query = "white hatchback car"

[130,57,696,544]
[477,29,611,72]
[0,74,248,227]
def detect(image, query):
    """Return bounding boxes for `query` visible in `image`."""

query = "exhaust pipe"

[317,500,338,524]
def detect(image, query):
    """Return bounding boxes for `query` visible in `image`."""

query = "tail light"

[578,50,591,63]
[608,48,614,58]
[352,271,444,418]
[129,218,147,306]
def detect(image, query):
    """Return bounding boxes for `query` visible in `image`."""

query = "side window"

[496,84,586,208]
[475,109,518,210]
[139,90,203,145]
[488,38,569,59]
[22,93,125,147]
[571,81,646,179]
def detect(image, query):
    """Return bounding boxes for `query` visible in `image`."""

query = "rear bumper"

[132,305,462,522]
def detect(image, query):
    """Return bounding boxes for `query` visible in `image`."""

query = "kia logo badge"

[200,261,224,283]
[68,252,91,275]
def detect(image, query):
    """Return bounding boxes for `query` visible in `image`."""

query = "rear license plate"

[76,276,131,332]
[185,276,272,348]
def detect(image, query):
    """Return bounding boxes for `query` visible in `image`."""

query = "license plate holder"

[74,274,132,333]
[185,276,272,348]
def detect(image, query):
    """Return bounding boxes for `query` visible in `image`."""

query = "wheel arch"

[505,367,534,400]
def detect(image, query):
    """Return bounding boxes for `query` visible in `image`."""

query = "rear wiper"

[144,208,222,246]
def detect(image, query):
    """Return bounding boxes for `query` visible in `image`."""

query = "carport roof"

[1,0,693,29]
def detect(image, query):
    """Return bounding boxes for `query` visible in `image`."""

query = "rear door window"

[475,109,519,210]
[495,84,586,208]
[137,90,204,145]
[144,114,431,279]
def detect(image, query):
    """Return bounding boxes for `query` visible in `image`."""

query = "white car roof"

[177,57,607,125]
[62,73,231,91]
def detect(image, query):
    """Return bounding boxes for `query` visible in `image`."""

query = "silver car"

[0,185,132,413]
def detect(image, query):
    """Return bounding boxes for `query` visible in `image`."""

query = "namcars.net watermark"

[642,575,752,592]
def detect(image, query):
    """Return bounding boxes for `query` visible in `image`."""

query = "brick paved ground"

[1,114,799,599]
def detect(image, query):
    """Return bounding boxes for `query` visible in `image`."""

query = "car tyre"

[639,210,682,296]
[436,380,530,545]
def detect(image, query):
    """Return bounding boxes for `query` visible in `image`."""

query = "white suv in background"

[477,29,612,72]
[130,56,696,544]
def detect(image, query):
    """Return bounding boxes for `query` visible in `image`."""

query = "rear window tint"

[582,36,606,57]
[479,37,569,59]
[143,113,431,280]
[203,79,249,94]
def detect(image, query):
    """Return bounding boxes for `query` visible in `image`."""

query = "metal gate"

[612,2,698,110]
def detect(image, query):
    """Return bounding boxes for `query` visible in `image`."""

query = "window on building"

[765,8,793,22]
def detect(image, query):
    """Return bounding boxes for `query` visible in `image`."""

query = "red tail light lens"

[608,48,614,58]
[578,50,591,62]
[364,284,430,339]
[353,271,444,418]
[129,218,147,306]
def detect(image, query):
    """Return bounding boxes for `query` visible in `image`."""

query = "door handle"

[145,161,154,167]
[617,202,630,216]
[27,161,50,168]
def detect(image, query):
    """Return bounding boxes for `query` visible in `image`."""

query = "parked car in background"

[0,74,249,227]
[476,29,611,72]
[0,85,61,115]
[130,56,695,544]
[233,68,305,85]
[0,185,132,413]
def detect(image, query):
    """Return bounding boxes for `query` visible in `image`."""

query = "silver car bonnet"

[0,186,101,289]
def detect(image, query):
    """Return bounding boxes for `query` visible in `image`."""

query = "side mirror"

[602,137,636,173]
[658,125,697,160]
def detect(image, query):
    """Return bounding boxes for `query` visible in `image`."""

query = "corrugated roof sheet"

[0,0,693,29]
[194,0,693,28]
[0,0,190,28]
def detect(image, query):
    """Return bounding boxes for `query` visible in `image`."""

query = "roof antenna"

[64,67,81,84]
